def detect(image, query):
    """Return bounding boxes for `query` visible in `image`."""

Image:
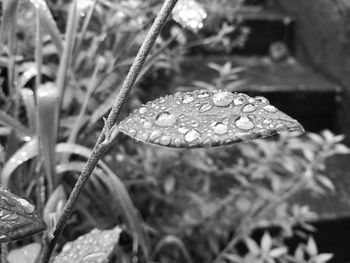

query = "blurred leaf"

[118,90,304,148]
[37,83,59,192]
[0,110,35,141]
[172,0,207,32]
[102,165,150,258]
[0,185,46,242]
[0,0,18,49]
[43,184,66,232]
[28,0,63,53]
[153,235,193,263]
[7,243,41,263]
[56,0,79,112]
[52,226,122,263]
[260,232,272,252]
[1,138,38,188]
[306,237,318,256]
[20,89,36,131]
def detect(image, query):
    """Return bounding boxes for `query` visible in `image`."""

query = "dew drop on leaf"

[139,106,148,115]
[212,90,234,107]
[263,105,277,113]
[149,130,162,141]
[182,94,195,104]
[213,123,228,135]
[155,112,177,127]
[184,130,201,142]
[199,103,213,113]
[242,104,256,113]
[235,116,255,131]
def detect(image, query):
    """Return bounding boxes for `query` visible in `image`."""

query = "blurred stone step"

[170,56,341,132]
[194,8,295,55]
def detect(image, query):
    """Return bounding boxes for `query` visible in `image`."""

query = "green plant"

[0,1,348,263]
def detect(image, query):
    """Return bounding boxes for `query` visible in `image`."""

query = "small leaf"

[118,90,304,148]
[7,243,41,263]
[260,232,272,252]
[0,186,46,243]
[53,226,122,263]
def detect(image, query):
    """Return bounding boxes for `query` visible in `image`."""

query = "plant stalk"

[39,1,178,262]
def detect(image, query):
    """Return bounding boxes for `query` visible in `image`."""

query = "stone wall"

[271,0,350,133]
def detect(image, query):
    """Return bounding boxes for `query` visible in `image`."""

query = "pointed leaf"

[0,186,46,242]
[53,226,122,263]
[7,243,41,263]
[117,89,305,148]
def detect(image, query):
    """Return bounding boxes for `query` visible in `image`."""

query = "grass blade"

[29,0,63,54]
[37,83,59,193]
[0,110,35,141]
[20,89,37,131]
[56,0,79,115]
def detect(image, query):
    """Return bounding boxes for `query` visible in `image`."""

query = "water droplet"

[173,138,182,147]
[263,118,272,125]
[202,139,212,147]
[198,90,210,98]
[155,112,177,127]
[190,120,199,127]
[199,103,213,113]
[149,130,162,141]
[128,129,137,137]
[213,123,228,135]
[235,116,255,130]
[184,130,201,142]
[139,106,148,114]
[213,90,234,107]
[263,105,277,113]
[159,136,171,146]
[254,96,269,104]
[143,121,152,129]
[182,94,194,104]
[178,126,189,134]
[233,96,245,105]
[17,198,35,213]
[242,104,256,113]
[1,213,18,221]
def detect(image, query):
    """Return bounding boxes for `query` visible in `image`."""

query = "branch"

[39,1,178,262]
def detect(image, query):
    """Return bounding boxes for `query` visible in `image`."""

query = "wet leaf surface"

[7,243,41,263]
[0,186,46,243]
[53,226,122,263]
[118,89,305,148]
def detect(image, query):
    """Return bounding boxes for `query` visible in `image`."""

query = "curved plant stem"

[39,1,178,262]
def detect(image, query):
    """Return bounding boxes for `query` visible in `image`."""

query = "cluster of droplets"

[53,227,121,263]
[0,194,36,223]
[172,0,207,31]
[117,88,302,148]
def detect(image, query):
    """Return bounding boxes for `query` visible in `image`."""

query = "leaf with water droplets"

[53,226,122,263]
[0,186,46,243]
[117,89,305,148]
[7,243,41,263]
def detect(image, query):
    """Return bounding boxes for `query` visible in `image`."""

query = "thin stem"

[39,1,178,262]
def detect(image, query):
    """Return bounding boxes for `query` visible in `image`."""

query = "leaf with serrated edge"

[0,186,46,243]
[53,226,122,263]
[117,89,305,148]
